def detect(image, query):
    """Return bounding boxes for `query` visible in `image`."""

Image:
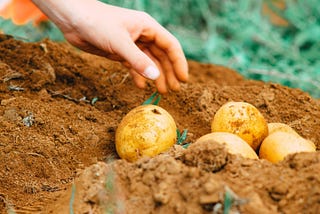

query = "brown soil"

[0,34,320,214]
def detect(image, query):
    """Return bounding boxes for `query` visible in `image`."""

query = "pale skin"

[31,0,189,94]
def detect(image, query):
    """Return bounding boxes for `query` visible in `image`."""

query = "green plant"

[69,183,76,214]
[176,129,189,148]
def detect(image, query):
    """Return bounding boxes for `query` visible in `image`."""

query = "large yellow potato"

[259,131,316,163]
[211,101,268,151]
[115,104,177,162]
[195,132,259,159]
[267,122,300,136]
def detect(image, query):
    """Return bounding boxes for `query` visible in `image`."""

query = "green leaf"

[142,92,161,105]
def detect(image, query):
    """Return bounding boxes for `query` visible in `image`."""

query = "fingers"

[156,30,189,83]
[128,68,147,89]
[147,44,181,91]
[142,49,167,93]
[110,33,173,93]
[120,44,182,93]
[112,33,160,81]
[112,33,187,93]
[141,20,189,83]
[74,33,177,93]
[128,48,168,94]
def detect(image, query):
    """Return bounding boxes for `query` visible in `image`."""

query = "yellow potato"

[259,131,316,163]
[195,132,259,159]
[211,101,268,151]
[115,104,177,162]
[267,122,300,136]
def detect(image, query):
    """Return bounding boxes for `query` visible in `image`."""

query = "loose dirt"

[0,35,320,214]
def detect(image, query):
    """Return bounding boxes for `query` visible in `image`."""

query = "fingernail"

[143,66,160,80]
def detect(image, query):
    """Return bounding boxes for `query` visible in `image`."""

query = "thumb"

[112,37,160,80]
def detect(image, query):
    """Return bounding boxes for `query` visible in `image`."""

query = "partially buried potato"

[211,101,268,151]
[115,104,177,162]
[259,131,316,163]
[195,132,258,159]
[267,122,300,136]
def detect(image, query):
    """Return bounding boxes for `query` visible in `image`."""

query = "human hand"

[32,0,189,93]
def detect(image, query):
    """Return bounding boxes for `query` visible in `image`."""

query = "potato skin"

[115,105,177,162]
[195,132,259,159]
[267,122,300,136]
[211,102,268,151]
[259,131,316,163]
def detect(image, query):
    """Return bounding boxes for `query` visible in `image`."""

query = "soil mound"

[0,35,319,213]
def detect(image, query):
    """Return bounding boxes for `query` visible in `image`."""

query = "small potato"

[259,131,316,163]
[116,105,177,162]
[211,101,268,151]
[195,132,259,159]
[268,122,300,136]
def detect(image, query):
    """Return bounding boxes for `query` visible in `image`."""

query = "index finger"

[142,21,189,82]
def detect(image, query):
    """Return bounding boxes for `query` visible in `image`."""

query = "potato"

[267,122,300,136]
[195,132,259,159]
[211,101,268,151]
[115,104,177,162]
[259,131,316,163]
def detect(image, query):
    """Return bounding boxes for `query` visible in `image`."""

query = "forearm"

[31,0,97,32]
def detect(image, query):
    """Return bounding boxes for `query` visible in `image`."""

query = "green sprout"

[223,186,248,214]
[223,188,232,214]
[142,91,161,105]
[69,183,76,214]
[91,97,99,105]
[176,129,190,148]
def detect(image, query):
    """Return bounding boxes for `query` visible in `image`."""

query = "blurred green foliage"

[1,0,319,97]
[0,19,63,41]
